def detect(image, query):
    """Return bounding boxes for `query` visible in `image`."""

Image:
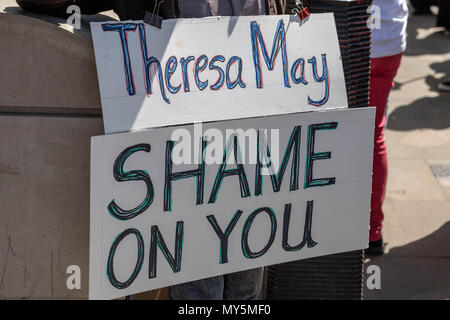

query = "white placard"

[91,14,348,134]
[89,107,375,300]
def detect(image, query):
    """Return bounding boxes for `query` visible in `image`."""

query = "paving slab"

[385,130,450,161]
[379,199,408,251]
[388,202,450,258]
[386,159,445,201]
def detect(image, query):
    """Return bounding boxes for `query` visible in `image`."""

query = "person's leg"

[368,53,403,245]
[169,268,264,300]
[223,268,264,300]
[169,276,224,300]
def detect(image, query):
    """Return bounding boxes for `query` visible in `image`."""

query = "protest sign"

[90,14,348,134]
[89,107,375,300]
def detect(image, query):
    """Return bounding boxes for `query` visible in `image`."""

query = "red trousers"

[369,53,403,242]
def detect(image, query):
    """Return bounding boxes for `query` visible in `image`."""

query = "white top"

[370,0,409,58]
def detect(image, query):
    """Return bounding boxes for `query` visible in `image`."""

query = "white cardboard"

[89,107,375,300]
[91,14,348,134]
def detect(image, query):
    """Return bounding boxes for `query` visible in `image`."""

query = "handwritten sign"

[91,14,348,134]
[89,107,375,300]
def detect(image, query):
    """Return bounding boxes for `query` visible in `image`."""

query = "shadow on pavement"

[388,57,450,131]
[386,222,450,258]
[428,59,450,88]
[389,54,450,131]
[387,94,450,131]
[392,57,449,92]
[404,14,450,56]
[364,222,450,299]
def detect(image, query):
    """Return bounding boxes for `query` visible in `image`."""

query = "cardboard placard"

[89,107,374,300]
[91,14,348,134]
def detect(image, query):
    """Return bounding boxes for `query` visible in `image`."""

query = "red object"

[298,7,310,21]
[369,53,403,242]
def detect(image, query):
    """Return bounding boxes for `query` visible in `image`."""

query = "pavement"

[363,8,450,300]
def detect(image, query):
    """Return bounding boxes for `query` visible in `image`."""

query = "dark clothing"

[17,0,286,20]
[437,0,450,31]
[77,0,286,19]
[75,0,172,20]
[409,0,437,13]
[169,268,264,300]
[17,0,73,17]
